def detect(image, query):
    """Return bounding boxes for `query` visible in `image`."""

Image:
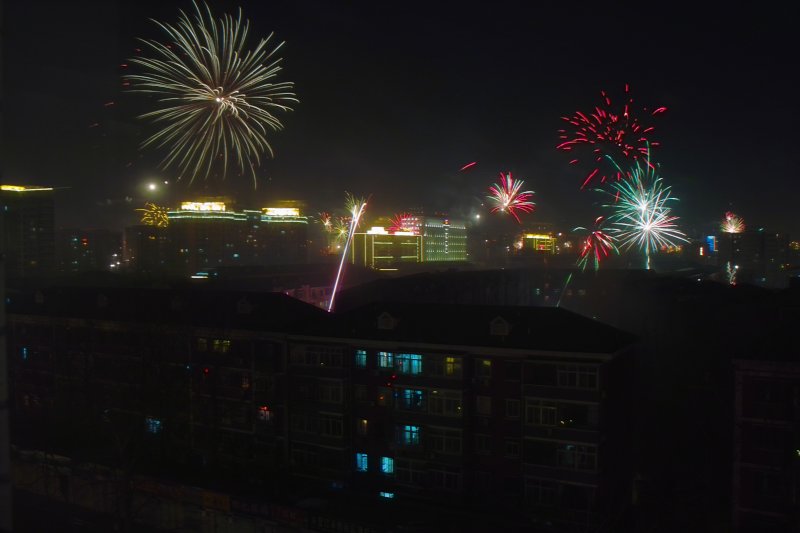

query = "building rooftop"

[323,300,636,354]
[7,286,328,333]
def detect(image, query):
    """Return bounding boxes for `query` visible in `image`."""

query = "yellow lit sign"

[524,233,553,239]
[263,207,300,217]
[366,226,389,235]
[180,201,226,212]
[1,185,53,192]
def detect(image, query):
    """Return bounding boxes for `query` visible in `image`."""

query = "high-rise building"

[350,227,422,270]
[0,185,55,278]
[419,216,467,262]
[124,199,310,274]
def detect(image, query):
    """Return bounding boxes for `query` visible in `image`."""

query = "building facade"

[7,287,636,532]
[733,358,800,533]
[0,185,55,278]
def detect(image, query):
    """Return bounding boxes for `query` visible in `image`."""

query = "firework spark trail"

[574,216,618,272]
[601,156,688,269]
[721,211,745,233]
[459,161,477,171]
[487,172,536,223]
[328,194,368,312]
[136,203,170,228]
[127,0,297,187]
[557,272,573,308]
[557,85,666,188]
[319,212,333,233]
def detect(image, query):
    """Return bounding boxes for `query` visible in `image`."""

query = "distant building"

[520,232,557,254]
[717,229,790,287]
[123,224,169,273]
[56,228,122,273]
[350,227,422,270]
[420,216,467,262]
[0,185,55,277]
[124,199,310,274]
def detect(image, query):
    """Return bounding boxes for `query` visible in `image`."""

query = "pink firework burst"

[388,212,418,234]
[487,172,536,224]
[557,84,666,188]
[575,216,619,271]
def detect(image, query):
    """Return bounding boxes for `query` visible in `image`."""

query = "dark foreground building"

[7,285,636,532]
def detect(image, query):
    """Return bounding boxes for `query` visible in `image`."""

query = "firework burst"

[557,84,666,188]
[328,193,368,312]
[721,211,745,233]
[487,172,536,223]
[136,202,170,228]
[574,216,618,271]
[602,158,688,269]
[319,212,333,233]
[127,1,297,186]
[389,212,418,234]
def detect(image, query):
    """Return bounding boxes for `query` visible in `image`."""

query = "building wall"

[422,217,467,262]
[733,359,800,533]
[0,187,55,277]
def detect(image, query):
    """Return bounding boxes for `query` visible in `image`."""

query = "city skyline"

[3,1,798,237]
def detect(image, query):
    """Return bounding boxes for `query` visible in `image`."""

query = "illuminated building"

[521,232,557,254]
[124,199,310,274]
[420,217,467,262]
[349,227,422,270]
[0,184,55,277]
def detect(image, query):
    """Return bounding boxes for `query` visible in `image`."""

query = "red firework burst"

[557,84,666,188]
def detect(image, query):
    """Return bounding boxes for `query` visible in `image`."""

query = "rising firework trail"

[459,161,477,172]
[721,211,745,233]
[487,172,536,223]
[328,194,368,312]
[574,216,618,272]
[558,84,666,188]
[601,156,688,269]
[127,0,297,186]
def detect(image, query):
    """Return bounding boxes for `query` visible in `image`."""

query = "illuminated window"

[377,387,392,407]
[21,347,29,361]
[357,418,368,436]
[355,349,367,367]
[445,356,462,377]
[381,457,394,474]
[399,425,420,446]
[212,339,231,353]
[378,351,394,368]
[145,417,162,434]
[355,453,368,472]
[476,359,492,378]
[378,491,395,499]
[396,353,423,374]
[398,389,425,411]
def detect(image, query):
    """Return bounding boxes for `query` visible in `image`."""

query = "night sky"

[3,1,798,236]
